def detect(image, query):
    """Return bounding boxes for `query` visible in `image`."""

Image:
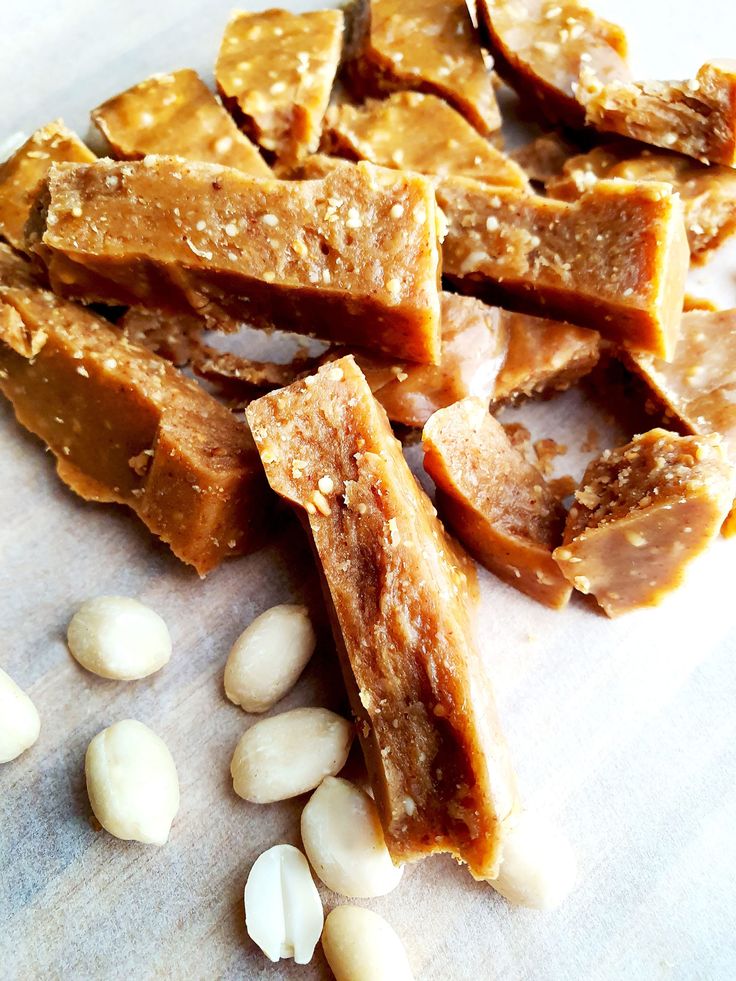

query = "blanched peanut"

[301,777,403,898]
[67,596,171,680]
[224,604,316,713]
[322,906,414,981]
[231,707,353,803]
[245,843,324,964]
[85,719,180,844]
[489,810,577,910]
[0,667,40,763]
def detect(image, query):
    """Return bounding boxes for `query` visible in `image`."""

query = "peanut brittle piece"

[437,175,689,359]
[492,310,600,404]
[91,69,271,177]
[216,8,344,163]
[0,121,95,253]
[246,355,519,879]
[554,429,733,617]
[345,0,500,135]
[477,0,629,127]
[548,144,736,264]
[510,132,581,185]
[423,398,571,608]
[323,92,528,188]
[31,157,442,364]
[347,292,508,428]
[578,61,736,167]
[0,244,271,576]
[118,307,204,367]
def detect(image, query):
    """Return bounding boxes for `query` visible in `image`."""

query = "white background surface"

[1,2,736,979]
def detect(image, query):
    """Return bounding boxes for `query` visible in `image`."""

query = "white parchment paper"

[1,2,735,978]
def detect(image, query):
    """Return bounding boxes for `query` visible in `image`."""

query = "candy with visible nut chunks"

[31,157,442,365]
[85,719,180,844]
[0,244,271,576]
[301,777,403,898]
[245,844,323,965]
[323,92,528,188]
[547,144,736,264]
[0,667,41,764]
[477,0,629,127]
[345,0,500,135]
[230,707,353,803]
[423,398,572,608]
[216,8,344,163]
[554,429,734,617]
[91,69,271,176]
[224,604,316,713]
[67,596,172,681]
[578,60,736,167]
[438,175,689,359]
[322,906,414,981]
[0,120,95,252]
[246,356,520,879]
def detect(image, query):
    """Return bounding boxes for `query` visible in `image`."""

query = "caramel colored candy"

[547,145,736,265]
[578,61,736,167]
[216,8,344,162]
[437,175,689,359]
[246,356,519,879]
[0,121,95,253]
[346,0,500,135]
[349,292,508,428]
[554,429,733,617]
[91,69,271,177]
[0,244,270,576]
[323,92,528,188]
[424,398,571,608]
[32,157,442,364]
[477,0,629,127]
[492,310,600,404]
[118,307,203,367]
[511,132,580,185]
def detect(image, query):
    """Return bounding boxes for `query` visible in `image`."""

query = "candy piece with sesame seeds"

[577,61,736,167]
[437,175,689,360]
[216,8,344,164]
[246,355,520,880]
[0,243,272,576]
[345,0,501,136]
[423,398,572,609]
[0,120,95,253]
[29,156,442,364]
[477,0,630,128]
[322,92,527,189]
[90,69,271,177]
[553,429,733,617]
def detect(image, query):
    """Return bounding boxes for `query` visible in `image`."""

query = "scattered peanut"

[231,707,353,803]
[85,719,180,845]
[245,843,323,965]
[224,603,316,713]
[67,596,172,680]
[322,906,414,981]
[489,810,577,910]
[0,667,40,763]
[301,777,403,898]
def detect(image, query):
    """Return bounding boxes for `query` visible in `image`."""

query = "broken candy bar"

[31,157,442,364]
[216,8,344,162]
[91,69,271,177]
[578,60,736,167]
[323,92,528,188]
[0,121,95,253]
[345,0,500,135]
[477,0,629,127]
[423,398,572,608]
[437,175,689,359]
[554,429,733,616]
[246,355,519,879]
[0,243,271,575]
